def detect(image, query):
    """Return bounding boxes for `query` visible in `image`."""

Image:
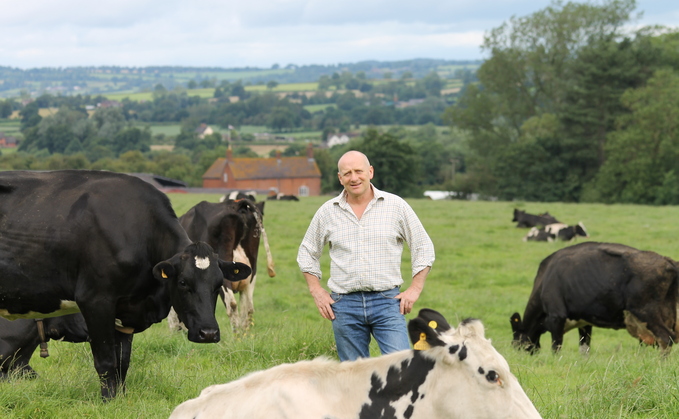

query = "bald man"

[297,150,435,361]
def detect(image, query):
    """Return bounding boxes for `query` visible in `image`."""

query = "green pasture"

[2,197,679,418]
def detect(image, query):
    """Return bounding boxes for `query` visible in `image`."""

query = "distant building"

[195,123,214,139]
[0,132,18,148]
[202,143,321,196]
[326,132,359,148]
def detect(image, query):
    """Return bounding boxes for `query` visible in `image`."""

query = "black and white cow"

[0,170,251,399]
[522,222,589,242]
[512,209,559,228]
[170,198,275,332]
[0,314,89,379]
[219,191,257,203]
[267,193,299,201]
[511,242,678,354]
[169,309,542,419]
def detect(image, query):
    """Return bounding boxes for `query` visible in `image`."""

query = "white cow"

[169,309,542,419]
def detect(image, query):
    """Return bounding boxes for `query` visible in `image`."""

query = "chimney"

[226,146,232,161]
[306,142,314,160]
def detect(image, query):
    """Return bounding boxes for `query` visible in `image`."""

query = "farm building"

[0,133,18,148]
[202,143,321,196]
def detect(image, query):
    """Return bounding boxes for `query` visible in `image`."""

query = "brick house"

[0,133,18,148]
[202,143,321,196]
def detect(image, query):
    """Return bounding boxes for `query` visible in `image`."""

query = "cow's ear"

[414,308,452,333]
[219,261,252,282]
[408,317,446,350]
[153,261,176,281]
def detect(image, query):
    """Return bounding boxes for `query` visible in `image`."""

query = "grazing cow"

[0,314,89,379]
[511,242,678,354]
[522,222,589,242]
[169,309,542,419]
[170,198,275,332]
[512,209,559,228]
[267,193,299,201]
[0,170,251,399]
[219,191,257,203]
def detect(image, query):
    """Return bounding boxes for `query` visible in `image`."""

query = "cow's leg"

[220,285,237,319]
[114,331,133,392]
[167,307,186,332]
[545,315,566,352]
[79,304,121,400]
[237,274,256,332]
[578,326,592,355]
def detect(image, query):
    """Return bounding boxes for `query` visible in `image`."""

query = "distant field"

[0,120,21,134]
[246,82,318,92]
[304,104,336,113]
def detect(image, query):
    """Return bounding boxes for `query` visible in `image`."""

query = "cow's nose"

[199,328,220,343]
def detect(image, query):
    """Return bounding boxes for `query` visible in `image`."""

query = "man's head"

[337,151,374,201]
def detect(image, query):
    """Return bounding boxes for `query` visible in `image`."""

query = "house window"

[223,173,228,182]
[299,185,309,197]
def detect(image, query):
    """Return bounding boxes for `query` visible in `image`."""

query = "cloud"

[2,0,677,69]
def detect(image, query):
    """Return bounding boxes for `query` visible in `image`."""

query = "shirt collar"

[334,183,384,208]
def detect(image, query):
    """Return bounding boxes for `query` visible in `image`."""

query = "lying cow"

[522,222,589,242]
[170,198,275,332]
[512,209,559,228]
[267,193,299,201]
[170,309,542,419]
[0,170,251,399]
[511,242,678,354]
[0,314,89,379]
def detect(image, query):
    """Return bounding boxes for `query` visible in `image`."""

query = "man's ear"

[153,261,175,281]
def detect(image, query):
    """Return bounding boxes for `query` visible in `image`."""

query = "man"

[297,150,435,361]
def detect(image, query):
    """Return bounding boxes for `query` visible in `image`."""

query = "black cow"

[173,199,275,332]
[0,170,251,399]
[0,314,89,379]
[522,222,589,242]
[512,209,559,228]
[511,242,678,354]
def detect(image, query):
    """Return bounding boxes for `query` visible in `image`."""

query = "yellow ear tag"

[428,320,438,329]
[161,269,168,279]
[234,269,239,274]
[414,332,431,350]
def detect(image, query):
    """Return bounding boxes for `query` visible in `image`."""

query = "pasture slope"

[1,195,679,418]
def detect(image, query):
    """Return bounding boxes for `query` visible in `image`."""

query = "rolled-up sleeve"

[399,202,435,278]
[297,207,327,280]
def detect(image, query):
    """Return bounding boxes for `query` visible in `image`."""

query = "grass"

[2,196,679,417]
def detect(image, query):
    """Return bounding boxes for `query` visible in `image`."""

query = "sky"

[2,0,677,70]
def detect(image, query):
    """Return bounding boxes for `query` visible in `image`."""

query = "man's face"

[338,153,374,199]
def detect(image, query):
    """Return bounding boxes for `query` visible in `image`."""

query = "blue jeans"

[330,287,410,361]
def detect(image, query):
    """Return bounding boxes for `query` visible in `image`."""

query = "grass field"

[2,196,679,418]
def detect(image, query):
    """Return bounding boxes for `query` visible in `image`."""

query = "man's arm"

[304,272,336,320]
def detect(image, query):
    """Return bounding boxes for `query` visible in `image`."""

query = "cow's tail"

[254,211,276,277]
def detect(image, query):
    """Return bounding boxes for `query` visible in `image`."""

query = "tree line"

[444,0,679,204]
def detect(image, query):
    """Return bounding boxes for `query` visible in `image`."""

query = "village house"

[195,123,214,139]
[0,132,18,148]
[202,143,321,196]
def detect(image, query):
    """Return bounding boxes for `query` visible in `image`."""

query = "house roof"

[203,156,321,180]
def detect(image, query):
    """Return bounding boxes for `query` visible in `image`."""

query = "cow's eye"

[485,370,500,383]
[178,279,188,288]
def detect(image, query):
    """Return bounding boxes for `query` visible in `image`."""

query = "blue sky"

[1,0,677,69]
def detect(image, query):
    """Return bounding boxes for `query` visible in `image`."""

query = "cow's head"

[510,312,540,353]
[152,242,251,343]
[44,313,89,343]
[575,222,589,238]
[512,209,523,222]
[409,309,541,418]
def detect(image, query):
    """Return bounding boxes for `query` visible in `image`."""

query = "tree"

[112,127,151,156]
[353,129,421,197]
[445,0,641,199]
[266,80,279,90]
[593,69,679,204]
[267,106,299,132]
